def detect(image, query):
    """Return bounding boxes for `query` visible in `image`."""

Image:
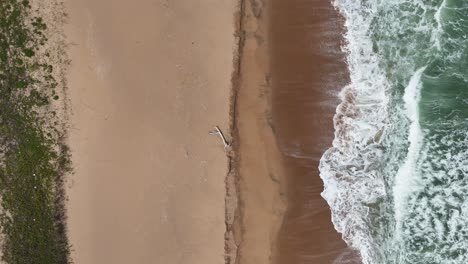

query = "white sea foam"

[392,66,426,235]
[320,0,468,262]
[319,1,390,262]
[319,0,449,263]
[434,0,446,50]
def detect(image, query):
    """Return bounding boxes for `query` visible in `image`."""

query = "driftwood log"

[209,126,231,150]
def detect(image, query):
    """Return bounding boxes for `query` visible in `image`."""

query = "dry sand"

[65,0,237,263]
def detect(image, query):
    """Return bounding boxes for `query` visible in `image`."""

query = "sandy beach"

[1,0,458,262]
[230,0,357,263]
[230,0,288,263]
[64,0,356,263]
[65,0,236,263]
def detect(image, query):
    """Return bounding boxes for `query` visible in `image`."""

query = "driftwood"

[209,126,231,150]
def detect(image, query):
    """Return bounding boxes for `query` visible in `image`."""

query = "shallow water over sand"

[270,0,358,263]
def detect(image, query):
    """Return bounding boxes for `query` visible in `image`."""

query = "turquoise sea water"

[319,1,468,263]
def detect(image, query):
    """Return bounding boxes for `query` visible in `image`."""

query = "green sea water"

[319,0,468,263]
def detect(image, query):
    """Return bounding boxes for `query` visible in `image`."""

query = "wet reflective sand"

[270,0,358,263]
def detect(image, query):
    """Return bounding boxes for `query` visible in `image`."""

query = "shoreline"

[270,0,358,263]
[232,0,358,263]
[270,0,352,261]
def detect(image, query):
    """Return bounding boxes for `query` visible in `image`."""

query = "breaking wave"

[319,1,468,263]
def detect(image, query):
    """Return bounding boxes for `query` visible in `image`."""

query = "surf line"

[393,66,427,235]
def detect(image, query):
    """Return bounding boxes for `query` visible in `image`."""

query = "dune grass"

[0,0,71,263]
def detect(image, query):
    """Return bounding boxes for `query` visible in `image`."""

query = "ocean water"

[319,0,468,263]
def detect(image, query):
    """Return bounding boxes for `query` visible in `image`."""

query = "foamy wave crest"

[320,0,468,263]
[393,66,426,234]
[319,1,391,262]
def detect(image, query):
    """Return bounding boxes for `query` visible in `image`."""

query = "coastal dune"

[65,0,236,263]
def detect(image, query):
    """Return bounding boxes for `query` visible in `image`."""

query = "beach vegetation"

[0,0,72,263]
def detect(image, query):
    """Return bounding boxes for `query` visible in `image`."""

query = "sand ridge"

[229,0,289,264]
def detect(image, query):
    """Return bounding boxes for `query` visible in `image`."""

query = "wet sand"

[230,0,288,263]
[65,0,236,263]
[270,0,359,263]
[232,0,358,263]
